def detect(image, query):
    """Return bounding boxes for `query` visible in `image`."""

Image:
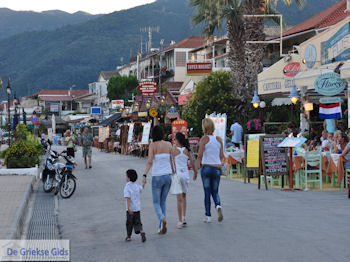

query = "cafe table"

[326,153,345,187]
[224,150,245,179]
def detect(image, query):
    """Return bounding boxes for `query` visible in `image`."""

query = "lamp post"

[251,83,260,109]
[288,79,299,117]
[6,78,11,146]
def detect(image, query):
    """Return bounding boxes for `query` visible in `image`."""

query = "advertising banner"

[141,122,151,145]
[171,119,188,142]
[127,123,134,143]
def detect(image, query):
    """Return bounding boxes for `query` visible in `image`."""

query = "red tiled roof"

[31,89,88,98]
[162,36,205,53]
[39,96,73,101]
[279,0,348,39]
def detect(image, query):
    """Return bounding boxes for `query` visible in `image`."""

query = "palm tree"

[190,0,305,119]
[244,0,305,97]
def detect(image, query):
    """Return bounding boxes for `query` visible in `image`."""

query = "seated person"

[333,132,347,154]
[322,132,333,151]
[342,130,350,169]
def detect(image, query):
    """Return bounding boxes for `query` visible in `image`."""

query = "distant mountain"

[0,8,99,39]
[0,0,341,99]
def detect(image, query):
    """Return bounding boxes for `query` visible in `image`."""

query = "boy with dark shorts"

[124,169,146,242]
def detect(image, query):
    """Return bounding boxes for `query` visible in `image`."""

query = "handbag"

[169,144,183,195]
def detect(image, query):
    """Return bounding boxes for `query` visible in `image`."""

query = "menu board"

[246,140,259,168]
[127,123,134,143]
[260,135,288,176]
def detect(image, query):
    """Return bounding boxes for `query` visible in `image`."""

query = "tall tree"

[190,0,305,119]
[107,75,138,103]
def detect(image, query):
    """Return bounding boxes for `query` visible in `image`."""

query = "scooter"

[53,152,77,199]
[41,140,59,193]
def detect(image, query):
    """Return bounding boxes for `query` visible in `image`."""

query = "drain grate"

[27,189,59,240]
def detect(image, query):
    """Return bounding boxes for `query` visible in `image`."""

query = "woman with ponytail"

[173,132,197,228]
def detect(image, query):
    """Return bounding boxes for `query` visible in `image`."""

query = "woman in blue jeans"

[143,126,174,234]
[196,118,224,223]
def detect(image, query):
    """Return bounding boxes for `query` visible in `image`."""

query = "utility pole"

[140,26,160,52]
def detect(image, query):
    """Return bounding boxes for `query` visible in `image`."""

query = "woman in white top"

[143,126,174,234]
[195,118,224,223]
[173,132,197,228]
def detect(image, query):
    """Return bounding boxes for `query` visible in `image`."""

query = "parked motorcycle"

[42,140,59,193]
[53,152,77,199]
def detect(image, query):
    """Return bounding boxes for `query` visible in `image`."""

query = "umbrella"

[52,114,56,135]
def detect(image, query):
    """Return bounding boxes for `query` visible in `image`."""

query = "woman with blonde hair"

[195,118,224,223]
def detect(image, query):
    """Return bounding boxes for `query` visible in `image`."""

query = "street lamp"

[160,96,165,105]
[134,103,139,111]
[251,82,260,108]
[146,99,151,109]
[289,82,299,104]
[6,78,11,146]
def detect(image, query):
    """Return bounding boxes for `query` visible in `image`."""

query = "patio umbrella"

[52,114,56,134]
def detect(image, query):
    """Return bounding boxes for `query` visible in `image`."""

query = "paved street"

[0,176,32,238]
[57,146,350,262]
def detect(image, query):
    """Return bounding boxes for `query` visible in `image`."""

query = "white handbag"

[169,145,183,195]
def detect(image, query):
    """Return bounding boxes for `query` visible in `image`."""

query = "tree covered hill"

[0,8,99,40]
[0,0,340,99]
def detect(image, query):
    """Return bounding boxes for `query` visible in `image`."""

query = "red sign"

[188,137,199,145]
[283,62,300,77]
[171,119,188,142]
[178,94,192,106]
[187,62,212,75]
[137,81,158,95]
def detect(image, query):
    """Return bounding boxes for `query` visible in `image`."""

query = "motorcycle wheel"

[43,177,53,193]
[60,177,76,199]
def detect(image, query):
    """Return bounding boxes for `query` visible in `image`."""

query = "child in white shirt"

[124,169,146,242]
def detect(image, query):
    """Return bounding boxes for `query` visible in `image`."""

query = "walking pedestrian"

[124,169,146,242]
[64,130,75,158]
[143,125,174,234]
[196,118,224,223]
[81,127,94,169]
[230,119,243,148]
[173,132,197,228]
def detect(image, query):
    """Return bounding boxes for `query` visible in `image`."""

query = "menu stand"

[278,137,307,192]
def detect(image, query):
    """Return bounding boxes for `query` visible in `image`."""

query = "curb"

[6,176,36,239]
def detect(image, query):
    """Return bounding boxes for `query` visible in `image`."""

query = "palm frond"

[267,0,305,10]
[265,2,287,28]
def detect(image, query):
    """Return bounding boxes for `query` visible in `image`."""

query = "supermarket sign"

[187,62,212,75]
[137,81,158,95]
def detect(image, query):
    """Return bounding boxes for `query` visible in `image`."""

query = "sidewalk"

[0,176,34,239]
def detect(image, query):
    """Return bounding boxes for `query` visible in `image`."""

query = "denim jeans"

[201,166,221,217]
[152,174,171,228]
[344,162,350,169]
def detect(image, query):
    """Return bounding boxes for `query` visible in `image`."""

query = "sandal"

[177,222,183,229]
[141,232,146,242]
[125,237,131,241]
[161,219,167,234]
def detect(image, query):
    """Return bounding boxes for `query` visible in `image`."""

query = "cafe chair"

[302,151,323,190]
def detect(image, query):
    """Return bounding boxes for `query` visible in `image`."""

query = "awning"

[179,75,205,95]
[98,113,121,127]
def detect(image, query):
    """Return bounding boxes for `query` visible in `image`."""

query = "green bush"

[5,140,40,168]
[15,124,29,141]
[0,148,9,159]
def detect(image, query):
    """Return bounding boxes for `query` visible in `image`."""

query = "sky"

[0,0,156,14]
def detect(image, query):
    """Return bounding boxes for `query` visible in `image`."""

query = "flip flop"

[125,237,131,242]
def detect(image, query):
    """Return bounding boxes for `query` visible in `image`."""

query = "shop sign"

[171,119,188,142]
[91,107,102,115]
[178,94,192,106]
[283,62,300,77]
[187,62,212,75]
[166,107,179,119]
[50,104,59,112]
[137,81,158,95]
[321,22,350,65]
[314,72,347,96]
[111,100,124,109]
[149,108,158,118]
[33,106,42,114]
[189,137,199,145]
[138,112,148,117]
[319,97,343,104]
[304,44,317,69]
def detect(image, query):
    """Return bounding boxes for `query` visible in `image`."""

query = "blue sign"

[314,72,347,96]
[304,44,317,69]
[321,22,350,65]
[91,107,102,115]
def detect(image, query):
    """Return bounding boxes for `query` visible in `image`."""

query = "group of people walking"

[124,118,224,242]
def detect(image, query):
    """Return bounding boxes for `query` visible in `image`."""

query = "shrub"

[15,124,30,141]
[5,140,40,168]
[0,148,9,159]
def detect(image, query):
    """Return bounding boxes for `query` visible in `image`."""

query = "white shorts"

[177,172,190,194]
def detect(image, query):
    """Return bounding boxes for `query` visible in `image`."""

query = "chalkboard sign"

[260,135,288,176]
